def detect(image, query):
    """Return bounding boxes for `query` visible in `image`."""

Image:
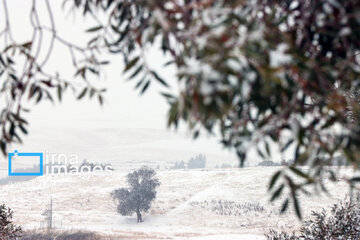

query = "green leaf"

[236,150,246,167]
[98,95,104,105]
[124,56,140,73]
[134,77,145,90]
[88,67,99,75]
[269,170,282,190]
[11,113,28,125]
[100,61,110,65]
[289,167,312,183]
[89,88,96,99]
[13,131,22,143]
[164,60,175,67]
[9,122,15,137]
[193,130,200,139]
[6,56,14,64]
[110,24,122,34]
[168,101,179,128]
[0,54,5,66]
[75,67,86,78]
[86,25,103,32]
[140,80,150,95]
[350,177,360,182]
[45,90,54,103]
[277,14,289,25]
[292,192,302,219]
[151,71,169,88]
[161,92,175,99]
[21,41,32,49]
[280,198,289,214]
[257,147,265,159]
[265,141,271,157]
[270,184,284,202]
[36,90,43,103]
[281,139,294,152]
[87,36,99,46]
[57,85,62,102]
[77,87,88,100]
[9,73,18,81]
[0,140,6,156]
[129,65,143,79]
[19,125,28,135]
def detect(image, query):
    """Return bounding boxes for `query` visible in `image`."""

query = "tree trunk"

[136,209,142,223]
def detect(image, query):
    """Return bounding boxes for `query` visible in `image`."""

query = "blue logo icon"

[8,150,43,176]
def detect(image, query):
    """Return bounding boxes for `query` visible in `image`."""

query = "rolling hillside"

[0,167,350,239]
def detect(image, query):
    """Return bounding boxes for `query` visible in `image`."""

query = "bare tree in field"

[111,166,160,223]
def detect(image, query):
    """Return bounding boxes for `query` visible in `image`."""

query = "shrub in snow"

[190,200,265,216]
[266,230,297,240]
[111,166,160,223]
[266,199,360,239]
[0,204,21,239]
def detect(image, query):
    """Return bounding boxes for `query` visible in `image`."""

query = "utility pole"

[41,197,53,230]
[49,197,53,229]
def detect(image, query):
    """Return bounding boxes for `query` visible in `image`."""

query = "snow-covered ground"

[0,167,350,239]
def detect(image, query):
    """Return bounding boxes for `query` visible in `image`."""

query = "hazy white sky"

[0,0,249,169]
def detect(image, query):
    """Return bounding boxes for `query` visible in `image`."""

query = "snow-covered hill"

[0,167,349,239]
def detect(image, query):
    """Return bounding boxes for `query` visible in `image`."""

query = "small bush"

[266,199,360,240]
[265,230,297,240]
[190,200,265,216]
[0,204,22,239]
[20,230,100,240]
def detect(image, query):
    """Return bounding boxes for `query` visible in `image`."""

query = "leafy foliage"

[111,166,160,223]
[64,0,360,217]
[0,204,22,240]
[0,0,107,154]
[2,0,360,217]
[266,199,360,240]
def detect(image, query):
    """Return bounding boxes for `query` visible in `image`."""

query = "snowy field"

[0,167,350,239]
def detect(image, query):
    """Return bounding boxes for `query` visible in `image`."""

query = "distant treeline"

[171,154,206,169]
